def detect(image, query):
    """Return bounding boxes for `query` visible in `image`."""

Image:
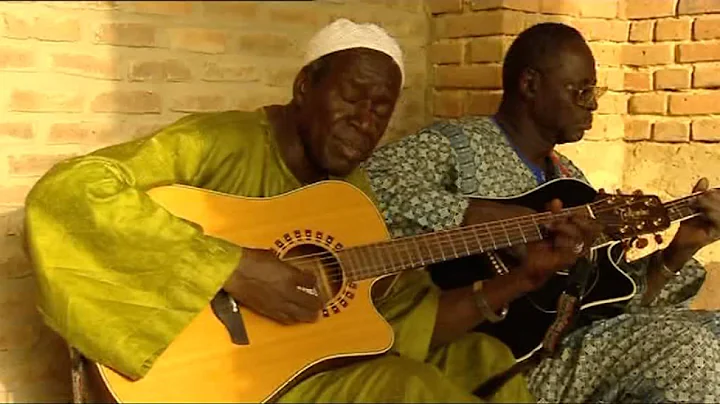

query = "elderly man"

[365,22,720,403]
[26,19,599,402]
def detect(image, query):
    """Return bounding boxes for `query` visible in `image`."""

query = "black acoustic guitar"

[427,178,679,360]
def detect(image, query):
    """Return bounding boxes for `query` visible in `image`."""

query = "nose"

[352,99,375,134]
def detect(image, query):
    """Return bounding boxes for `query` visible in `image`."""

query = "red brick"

[430,41,464,64]
[678,0,720,15]
[0,123,34,141]
[467,37,511,63]
[0,184,33,206]
[629,20,654,42]
[94,23,157,47]
[2,13,80,42]
[693,63,720,88]
[694,16,720,40]
[429,0,463,14]
[624,70,652,91]
[10,90,84,113]
[624,0,676,19]
[597,92,627,114]
[202,61,260,82]
[580,0,619,18]
[435,64,502,89]
[201,1,259,18]
[573,19,629,42]
[628,92,667,114]
[47,122,117,144]
[119,1,194,16]
[471,0,540,12]
[90,91,161,114]
[0,46,35,70]
[129,60,193,82]
[434,10,525,38]
[584,115,624,141]
[33,15,81,42]
[170,95,226,113]
[654,68,692,89]
[539,0,581,15]
[668,92,720,115]
[589,43,622,65]
[235,33,296,57]
[433,91,464,117]
[168,28,227,54]
[467,91,502,115]
[598,68,625,91]
[652,120,690,142]
[625,117,652,141]
[677,42,720,62]
[266,6,326,26]
[655,18,693,41]
[8,153,78,176]
[691,119,720,141]
[51,53,121,80]
[622,43,674,66]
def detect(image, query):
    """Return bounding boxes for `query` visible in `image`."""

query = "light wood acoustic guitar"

[88,179,669,403]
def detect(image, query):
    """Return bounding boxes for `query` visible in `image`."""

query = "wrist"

[662,242,696,273]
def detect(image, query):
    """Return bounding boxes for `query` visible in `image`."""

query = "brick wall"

[0,1,429,401]
[427,0,720,269]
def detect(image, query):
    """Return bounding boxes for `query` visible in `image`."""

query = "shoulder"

[156,109,266,139]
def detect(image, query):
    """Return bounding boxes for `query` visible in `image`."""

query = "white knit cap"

[303,18,405,86]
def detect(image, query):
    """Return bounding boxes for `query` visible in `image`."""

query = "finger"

[284,301,320,323]
[293,267,318,288]
[545,198,563,213]
[633,189,643,196]
[551,221,583,250]
[693,177,709,193]
[288,286,324,311]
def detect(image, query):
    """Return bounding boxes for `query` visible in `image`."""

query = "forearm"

[641,242,699,305]
[430,270,533,348]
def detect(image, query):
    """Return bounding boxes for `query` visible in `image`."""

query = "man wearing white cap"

[24,19,550,402]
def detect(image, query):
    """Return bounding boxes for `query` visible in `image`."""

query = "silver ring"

[573,242,585,254]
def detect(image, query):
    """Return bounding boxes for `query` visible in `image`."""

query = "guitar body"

[96,181,395,403]
[427,178,637,361]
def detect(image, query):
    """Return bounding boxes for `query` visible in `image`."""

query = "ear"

[518,68,540,100]
[292,69,310,107]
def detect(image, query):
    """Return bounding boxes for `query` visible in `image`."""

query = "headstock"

[590,193,671,242]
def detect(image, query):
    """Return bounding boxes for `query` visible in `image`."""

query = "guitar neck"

[339,205,595,281]
[664,190,714,223]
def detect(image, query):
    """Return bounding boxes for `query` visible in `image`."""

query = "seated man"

[25,19,597,403]
[365,22,720,403]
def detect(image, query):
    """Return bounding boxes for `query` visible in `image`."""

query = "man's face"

[295,48,402,177]
[530,41,604,144]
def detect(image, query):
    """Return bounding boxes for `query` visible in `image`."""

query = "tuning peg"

[654,233,664,244]
[616,188,622,194]
[598,188,606,194]
[635,237,649,249]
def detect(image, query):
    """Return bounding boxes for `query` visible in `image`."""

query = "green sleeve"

[25,114,243,380]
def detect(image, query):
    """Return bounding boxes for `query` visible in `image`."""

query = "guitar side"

[95,181,396,403]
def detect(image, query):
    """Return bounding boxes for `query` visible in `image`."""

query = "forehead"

[327,49,401,87]
[545,42,596,84]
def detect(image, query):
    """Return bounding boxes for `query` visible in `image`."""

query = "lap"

[528,308,720,403]
[279,333,534,403]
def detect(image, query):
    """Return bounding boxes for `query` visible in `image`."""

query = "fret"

[531,215,543,240]
[501,221,512,246]
[386,243,404,271]
[517,220,528,244]
[410,237,426,267]
[445,231,459,259]
[485,222,497,249]
[399,239,415,269]
[434,233,447,262]
[459,227,471,256]
[375,244,392,275]
[471,226,485,254]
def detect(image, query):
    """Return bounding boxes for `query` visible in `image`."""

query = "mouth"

[335,137,366,162]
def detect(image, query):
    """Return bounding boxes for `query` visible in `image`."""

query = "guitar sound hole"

[283,244,344,306]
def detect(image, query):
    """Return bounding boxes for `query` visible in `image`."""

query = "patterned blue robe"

[364,116,720,403]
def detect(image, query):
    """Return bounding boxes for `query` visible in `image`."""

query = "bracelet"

[472,280,508,323]
[658,250,680,278]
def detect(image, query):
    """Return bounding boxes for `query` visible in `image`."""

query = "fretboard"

[339,205,594,281]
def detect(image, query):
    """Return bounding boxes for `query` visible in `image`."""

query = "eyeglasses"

[567,84,607,108]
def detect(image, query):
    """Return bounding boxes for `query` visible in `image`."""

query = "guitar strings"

[276,200,672,283]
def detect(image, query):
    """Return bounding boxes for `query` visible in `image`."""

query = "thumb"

[693,177,709,193]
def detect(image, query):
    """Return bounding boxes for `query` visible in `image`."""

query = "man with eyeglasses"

[365,23,720,402]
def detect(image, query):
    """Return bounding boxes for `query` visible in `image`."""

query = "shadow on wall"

[0,1,429,402]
